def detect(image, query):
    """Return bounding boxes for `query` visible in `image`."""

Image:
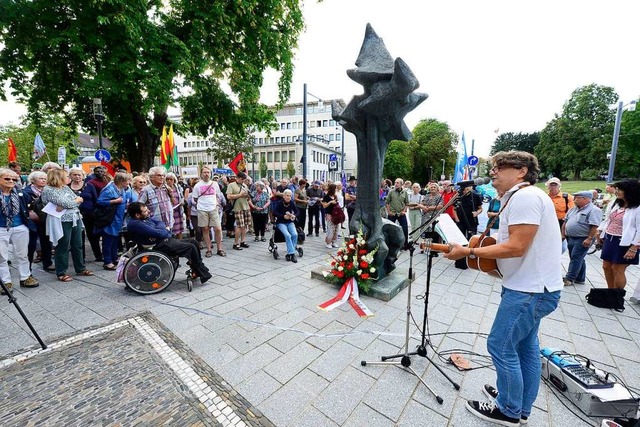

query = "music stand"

[360,191,464,403]
[1,281,47,350]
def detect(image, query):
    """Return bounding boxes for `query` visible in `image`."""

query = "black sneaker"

[481,386,529,424]
[466,401,519,426]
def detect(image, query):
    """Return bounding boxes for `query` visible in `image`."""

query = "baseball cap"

[573,191,593,199]
[546,177,561,186]
[313,180,321,186]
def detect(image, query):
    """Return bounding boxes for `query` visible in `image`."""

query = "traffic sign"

[95,149,111,162]
[329,153,337,162]
[468,155,479,166]
[328,160,338,171]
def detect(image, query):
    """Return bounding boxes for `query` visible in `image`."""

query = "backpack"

[31,196,47,223]
[562,193,569,212]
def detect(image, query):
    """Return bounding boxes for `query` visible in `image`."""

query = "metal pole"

[441,159,445,177]
[97,115,104,150]
[607,101,623,182]
[302,83,308,179]
[340,126,345,172]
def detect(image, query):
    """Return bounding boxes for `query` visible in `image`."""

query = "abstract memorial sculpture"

[332,24,428,280]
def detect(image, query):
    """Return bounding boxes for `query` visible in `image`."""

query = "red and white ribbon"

[318,277,374,318]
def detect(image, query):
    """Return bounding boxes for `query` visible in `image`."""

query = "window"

[312,150,315,162]
[183,142,187,148]
[290,150,295,160]
[260,153,266,161]
[329,134,335,141]
[309,120,316,128]
[323,120,328,127]
[267,152,273,162]
[287,136,291,143]
[316,120,322,127]
[336,133,341,141]
[282,151,288,161]
[275,170,281,180]
[329,120,336,127]
[280,123,285,130]
[292,122,297,130]
[286,122,291,129]
[275,137,280,143]
[274,152,280,162]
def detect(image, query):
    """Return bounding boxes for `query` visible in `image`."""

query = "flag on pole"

[7,137,18,162]
[341,170,347,189]
[228,152,246,175]
[169,124,178,167]
[101,160,116,177]
[33,133,46,160]
[160,126,169,166]
[453,132,468,183]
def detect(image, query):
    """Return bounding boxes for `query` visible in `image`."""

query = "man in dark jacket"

[126,202,211,283]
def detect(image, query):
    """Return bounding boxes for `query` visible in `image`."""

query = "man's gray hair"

[149,166,165,176]
[283,189,293,196]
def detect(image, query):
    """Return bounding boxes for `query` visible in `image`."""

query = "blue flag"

[341,170,347,189]
[33,133,46,160]
[453,132,468,183]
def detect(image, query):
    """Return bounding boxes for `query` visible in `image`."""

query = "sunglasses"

[2,177,18,182]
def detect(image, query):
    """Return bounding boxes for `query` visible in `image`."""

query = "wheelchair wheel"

[297,246,304,257]
[273,248,279,260]
[187,278,193,292]
[124,251,176,295]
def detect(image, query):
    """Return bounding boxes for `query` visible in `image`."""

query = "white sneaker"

[325,244,333,249]
[331,243,339,248]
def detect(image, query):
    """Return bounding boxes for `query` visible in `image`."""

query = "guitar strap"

[470,183,530,248]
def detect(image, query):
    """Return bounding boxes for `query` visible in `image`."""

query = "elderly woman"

[421,182,444,226]
[321,183,341,249]
[0,168,39,294]
[23,171,54,273]
[41,168,93,282]
[407,182,424,237]
[596,179,640,289]
[95,172,133,270]
[130,175,147,200]
[272,189,299,262]
[165,172,185,238]
[249,181,270,241]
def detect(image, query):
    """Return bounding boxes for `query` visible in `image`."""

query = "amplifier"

[540,348,639,418]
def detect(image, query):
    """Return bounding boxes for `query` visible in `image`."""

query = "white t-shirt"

[496,184,563,293]
[192,180,220,212]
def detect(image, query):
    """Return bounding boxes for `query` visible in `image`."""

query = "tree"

[615,106,640,179]
[286,160,296,178]
[535,84,617,179]
[259,156,268,179]
[490,132,539,155]
[383,140,413,179]
[0,0,304,171]
[206,131,254,167]
[407,118,458,184]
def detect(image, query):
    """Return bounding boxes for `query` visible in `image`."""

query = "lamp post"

[340,126,345,173]
[607,99,637,182]
[92,98,105,150]
[302,83,324,180]
[440,158,445,179]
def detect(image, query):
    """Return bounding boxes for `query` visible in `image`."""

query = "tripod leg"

[406,365,444,404]
[416,345,460,390]
[1,281,47,350]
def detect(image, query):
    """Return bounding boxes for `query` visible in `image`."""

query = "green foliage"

[259,156,268,179]
[490,132,539,155]
[580,168,599,181]
[535,84,617,179]
[286,160,296,178]
[206,132,254,166]
[406,118,458,184]
[383,140,412,179]
[0,0,304,171]
[616,107,640,179]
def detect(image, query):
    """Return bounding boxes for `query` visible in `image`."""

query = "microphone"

[455,177,491,187]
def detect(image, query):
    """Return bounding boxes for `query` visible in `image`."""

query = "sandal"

[217,250,226,257]
[205,250,213,258]
[233,244,243,251]
[103,264,117,271]
[77,270,94,276]
[57,275,73,282]
[44,266,56,273]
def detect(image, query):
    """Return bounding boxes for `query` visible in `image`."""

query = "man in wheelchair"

[126,202,212,284]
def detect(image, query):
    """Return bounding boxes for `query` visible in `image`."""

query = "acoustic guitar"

[422,237,502,279]
[466,235,502,278]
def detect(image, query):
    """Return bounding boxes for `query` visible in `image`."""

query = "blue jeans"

[102,233,120,265]
[565,237,589,282]
[487,287,560,419]
[276,222,298,255]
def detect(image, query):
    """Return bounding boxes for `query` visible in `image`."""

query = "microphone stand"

[360,190,463,403]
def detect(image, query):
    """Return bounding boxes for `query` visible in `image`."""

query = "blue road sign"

[329,153,337,162]
[95,149,111,162]
[468,155,479,166]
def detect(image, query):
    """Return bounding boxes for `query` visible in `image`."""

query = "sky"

[2,0,639,157]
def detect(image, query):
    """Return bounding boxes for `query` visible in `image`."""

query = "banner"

[228,152,246,175]
[57,146,66,165]
[318,277,374,318]
[7,137,17,162]
[453,132,468,183]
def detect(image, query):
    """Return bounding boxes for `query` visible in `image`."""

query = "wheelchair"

[122,245,194,295]
[268,224,304,260]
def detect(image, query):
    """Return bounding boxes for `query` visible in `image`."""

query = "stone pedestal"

[311,268,414,302]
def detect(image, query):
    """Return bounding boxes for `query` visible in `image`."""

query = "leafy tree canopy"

[535,84,617,179]
[407,118,458,184]
[490,132,539,155]
[0,0,304,171]
[383,140,412,180]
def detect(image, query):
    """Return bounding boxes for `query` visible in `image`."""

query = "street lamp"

[440,158,445,179]
[302,83,324,179]
[92,98,105,150]
[607,99,637,182]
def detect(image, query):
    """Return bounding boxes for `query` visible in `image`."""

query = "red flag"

[7,137,17,162]
[101,160,116,177]
[228,152,246,175]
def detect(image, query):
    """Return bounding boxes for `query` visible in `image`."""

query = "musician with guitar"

[443,151,563,426]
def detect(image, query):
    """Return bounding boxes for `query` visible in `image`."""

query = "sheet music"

[434,213,469,246]
[42,202,67,219]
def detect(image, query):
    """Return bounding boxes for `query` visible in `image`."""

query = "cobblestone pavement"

[1,227,639,426]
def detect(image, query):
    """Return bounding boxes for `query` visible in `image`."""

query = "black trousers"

[347,207,355,228]
[154,238,211,282]
[28,224,53,270]
[82,213,103,260]
[296,208,307,232]
[388,214,409,245]
[252,212,268,238]
[308,205,321,235]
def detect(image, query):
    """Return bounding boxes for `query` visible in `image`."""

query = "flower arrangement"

[325,228,378,292]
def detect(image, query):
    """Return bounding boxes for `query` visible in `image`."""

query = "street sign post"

[468,155,479,166]
[94,149,111,162]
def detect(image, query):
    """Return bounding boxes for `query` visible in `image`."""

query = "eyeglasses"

[2,177,18,182]
[153,174,165,177]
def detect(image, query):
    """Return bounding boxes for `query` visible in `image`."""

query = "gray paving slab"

[1,234,638,426]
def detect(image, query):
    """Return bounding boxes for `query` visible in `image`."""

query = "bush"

[581,168,599,180]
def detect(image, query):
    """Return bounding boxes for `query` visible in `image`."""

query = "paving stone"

[312,366,375,425]
[341,402,394,427]
[263,341,323,384]
[396,398,448,426]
